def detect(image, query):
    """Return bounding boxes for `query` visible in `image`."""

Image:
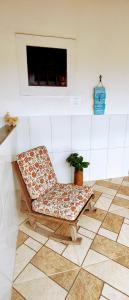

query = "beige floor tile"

[102,283,129,300]
[98,227,118,241]
[14,263,67,300]
[93,184,117,196]
[13,244,35,280]
[24,238,42,252]
[84,208,107,222]
[31,246,78,276]
[118,223,129,248]
[11,288,25,300]
[102,212,123,233]
[112,197,129,209]
[84,180,96,187]
[18,213,27,226]
[66,269,103,300]
[102,193,114,199]
[94,195,113,211]
[16,230,28,248]
[78,215,101,233]
[78,227,96,239]
[46,239,66,254]
[110,177,124,184]
[116,193,129,201]
[63,234,92,266]
[83,249,109,268]
[109,204,129,219]
[51,268,79,291]
[85,254,129,296]
[124,218,129,225]
[124,176,129,182]
[96,180,120,190]
[122,181,129,187]
[118,186,129,196]
[20,222,48,244]
[91,235,129,269]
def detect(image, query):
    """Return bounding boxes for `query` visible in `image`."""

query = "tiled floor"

[11,177,129,300]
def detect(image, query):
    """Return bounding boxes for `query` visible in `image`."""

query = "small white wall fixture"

[16,33,76,97]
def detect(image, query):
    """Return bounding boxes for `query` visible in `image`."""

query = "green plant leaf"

[66,152,90,170]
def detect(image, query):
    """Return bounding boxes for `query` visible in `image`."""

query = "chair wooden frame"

[12,160,95,245]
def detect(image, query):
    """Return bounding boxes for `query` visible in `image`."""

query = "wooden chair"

[12,146,95,244]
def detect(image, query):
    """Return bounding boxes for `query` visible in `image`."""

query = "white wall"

[1,1,129,299]
[0,0,129,115]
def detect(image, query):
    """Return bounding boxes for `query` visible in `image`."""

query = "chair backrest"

[16,146,57,199]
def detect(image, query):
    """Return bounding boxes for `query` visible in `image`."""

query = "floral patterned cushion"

[32,183,93,221]
[16,146,57,199]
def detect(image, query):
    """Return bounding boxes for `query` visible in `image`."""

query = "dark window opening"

[26,46,67,87]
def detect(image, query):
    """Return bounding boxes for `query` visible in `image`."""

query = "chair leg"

[85,200,97,212]
[28,216,37,230]
[69,224,82,244]
[70,225,77,241]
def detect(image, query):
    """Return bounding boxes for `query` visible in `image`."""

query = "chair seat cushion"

[32,183,93,221]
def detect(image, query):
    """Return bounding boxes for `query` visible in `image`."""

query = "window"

[27,46,67,87]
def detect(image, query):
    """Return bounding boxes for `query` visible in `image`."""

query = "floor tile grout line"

[83,248,129,270]
[71,187,117,269]
[79,189,119,270]
[89,239,129,270]
[12,287,27,300]
[13,177,129,300]
[30,261,80,294]
[64,268,82,300]
[13,241,46,283]
[23,240,42,252]
[116,211,125,243]
[14,257,80,295]
[95,181,121,191]
[101,281,129,299]
[85,267,129,299]
[31,243,79,268]
[19,228,49,246]
[65,268,105,300]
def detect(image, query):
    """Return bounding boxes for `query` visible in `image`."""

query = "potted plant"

[66,153,90,186]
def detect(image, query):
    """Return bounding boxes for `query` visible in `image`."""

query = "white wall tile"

[17,117,30,153]
[90,149,107,180]
[108,115,127,148]
[123,148,129,175]
[107,148,124,178]
[52,152,72,183]
[29,116,52,151]
[0,126,17,156]
[71,115,91,150]
[0,273,12,300]
[125,115,129,147]
[91,115,109,149]
[0,227,17,281]
[51,116,71,151]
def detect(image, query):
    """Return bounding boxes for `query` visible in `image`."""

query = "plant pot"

[74,170,83,186]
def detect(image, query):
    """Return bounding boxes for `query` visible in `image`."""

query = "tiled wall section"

[0,114,129,299]
[17,114,129,182]
[0,129,19,300]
